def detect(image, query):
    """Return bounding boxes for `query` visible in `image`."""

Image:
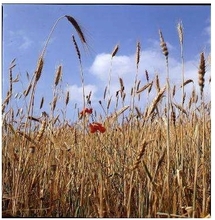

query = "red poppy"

[89,122,106,133]
[79,108,93,118]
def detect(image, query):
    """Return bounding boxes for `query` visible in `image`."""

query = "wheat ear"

[198,52,206,99]
[146,86,166,119]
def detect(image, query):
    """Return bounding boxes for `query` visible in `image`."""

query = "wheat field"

[2,15,211,217]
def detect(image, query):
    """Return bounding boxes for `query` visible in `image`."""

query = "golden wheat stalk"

[136,81,153,94]
[155,74,161,93]
[152,148,166,181]
[23,83,32,97]
[51,96,58,112]
[171,104,176,126]
[53,114,60,125]
[119,77,124,92]
[28,116,40,122]
[35,120,46,143]
[137,80,141,91]
[159,29,171,212]
[146,86,166,119]
[136,41,141,69]
[191,88,197,105]
[107,105,130,123]
[54,65,62,86]
[173,102,187,116]
[9,58,16,68]
[182,92,186,105]
[9,59,16,94]
[107,98,112,110]
[132,140,148,170]
[177,20,184,45]
[148,81,153,94]
[111,44,119,58]
[86,91,92,105]
[103,86,107,100]
[198,52,206,98]
[159,30,169,58]
[65,91,70,106]
[2,92,12,112]
[65,15,87,44]
[135,106,142,118]
[17,131,36,145]
[172,85,176,97]
[40,97,44,109]
[72,35,81,61]
[181,79,193,87]
[35,57,44,82]
[145,70,149,82]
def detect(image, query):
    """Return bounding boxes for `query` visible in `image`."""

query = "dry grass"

[2,17,211,218]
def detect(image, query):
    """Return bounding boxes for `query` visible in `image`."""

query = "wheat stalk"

[40,97,44,109]
[172,85,176,98]
[54,65,62,86]
[177,21,186,176]
[72,35,86,118]
[146,86,166,119]
[51,96,58,112]
[17,131,36,145]
[9,59,16,95]
[159,30,169,58]
[145,70,149,82]
[119,77,124,94]
[2,92,12,113]
[131,41,141,115]
[65,91,70,106]
[111,44,119,58]
[23,83,32,97]
[198,52,206,99]
[135,106,142,118]
[36,120,47,143]
[198,52,207,216]
[35,57,44,83]
[171,104,176,126]
[107,105,129,123]
[72,35,81,61]
[132,139,148,170]
[65,15,87,44]
[103,86,107,100]
[136,41,141,69]
[181,79,193,87]
[155,74,161,93]
[159,29,171,213]
[136,81,153,94]
[107,44,119,106]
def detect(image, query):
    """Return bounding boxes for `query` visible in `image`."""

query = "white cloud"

[204,25,211,36]
[89,47,173,92]
[19,36,33,50]
[204,25,211,46]
[89,41,178,88]
[8,30,33,50]
[202,17,211,47]
[67,84,98,103]
[88,45,211,108]
[90,53,135,81]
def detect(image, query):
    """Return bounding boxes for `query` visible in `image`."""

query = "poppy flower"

[89,122,106,133]
[79,108,93,119]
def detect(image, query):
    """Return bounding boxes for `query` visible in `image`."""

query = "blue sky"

[2,4,211,121]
